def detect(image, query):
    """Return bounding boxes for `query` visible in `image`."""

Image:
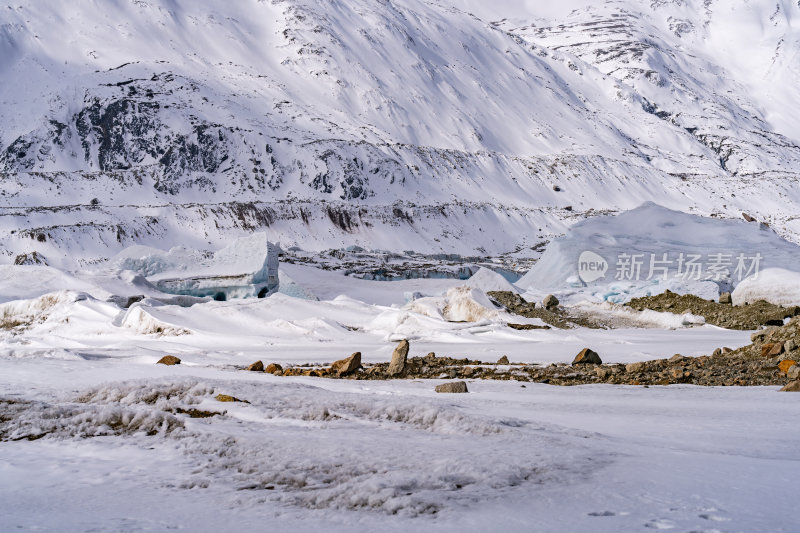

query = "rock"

[595,366,613,379]
[13,251,47,266]
[216,394,247,403]
[712,348,722,357]
[788,365,800,380]
[156,355,181,365]
[552,184,561,192]
[779,360,797,374]
[247,360,264,372]
[388,340,409,376]
[330,352,361,377]
[751,330,769,343]
[542,294,559,309]
[742,212,756,222]
[668,354,685,363]
[626,362,645,373]
[779,380,800,392]
[719,292,732,305]
[785,339,798,352]
[265,363,283,374]
[572,348,601,365]
[435,381,469,393]
[761,342,784,358]
[496,355,510,365]
[424,352,437,361]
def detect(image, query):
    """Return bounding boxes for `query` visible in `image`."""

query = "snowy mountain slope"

[0,0,799,265]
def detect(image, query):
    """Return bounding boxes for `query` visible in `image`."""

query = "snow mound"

[120,304,192,336]
[732,268,800,306]
[407,287,499,323]
[0,291,85,330]
[518,203,800,293]
[463,267,520,294]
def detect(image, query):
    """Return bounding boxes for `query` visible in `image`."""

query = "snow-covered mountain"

[1,0,799,266]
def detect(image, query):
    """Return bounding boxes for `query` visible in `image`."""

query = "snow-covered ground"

[2,359,799,532]
[2,250,796,531]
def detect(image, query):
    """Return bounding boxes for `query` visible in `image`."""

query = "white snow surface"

[732,268,800,307]
[1,256,794,530]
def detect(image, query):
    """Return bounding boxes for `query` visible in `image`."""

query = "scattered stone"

[497,355,510,365]
[435,381,469,393]
[552,184,561,192]
[265,363,283,374]
[542,294,559,309]
[786,339,797,352]
[156,355,181,366]
[424,352,437,361]
[508,323,551,330]
[761,342,784,358]
[572,348,601,365]
[330,352,362,377]
[247,360,264,372]
[780,381,800,392]
[668,354,685,363]
[779,360,797,374]
[719,292,732,305]
[742,212,756,222]
[388,340,409,376]
[626,362,645,373]
[788,365,800,380]
[216,394,248,403]
[596,366,613,379]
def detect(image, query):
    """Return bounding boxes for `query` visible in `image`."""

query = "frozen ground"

[1,258,796,531]
[2,360,799,532]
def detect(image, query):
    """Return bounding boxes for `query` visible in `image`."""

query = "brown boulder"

[216,394,248,403]
[247,360,264,372]
[156,355,181,366]
[265,363,283,374]
[779,380,800,392]
[761,342,784,358]
[497,355,510,365]
[779,360,797,374]
[330,352,362,377]
[388,340,409,376]
[435,381,469,393]
[572,348,602,365]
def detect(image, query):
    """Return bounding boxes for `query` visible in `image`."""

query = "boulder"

[779,360,797,374]
[265,363,283,374]
[542,294,559,309]
[496,355,510,365]
[247,360,264,372]
[435,381,469,393]
[742,212,756,222]
[668,354,685,363]
[388,340,409,376]
[761,342,784,358]
[785,339,798,352]
[216,394,248,403]
[788,365,800,380]
[719,292,732,305]
[572,348,602,365]
[779,380,800,392]
[156,355,181,366]
[330,352,361,377]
